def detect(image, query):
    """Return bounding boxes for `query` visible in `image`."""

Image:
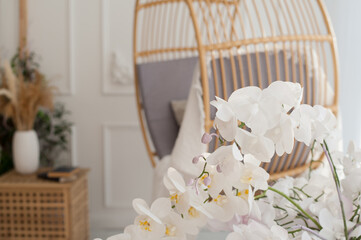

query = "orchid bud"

[216,164,222,173]
[192,156,200,164]
[203,176,211,186]
[201,133,213,144]
[201,132,219,144]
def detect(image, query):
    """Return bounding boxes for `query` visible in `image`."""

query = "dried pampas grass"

[0,60,55,130]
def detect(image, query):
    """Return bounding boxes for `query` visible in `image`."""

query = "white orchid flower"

[346,141,361,164]
[266,112,295,156]
[211,97,238,141]
[228,86,282,135]
[94,233,131,240]
[160,211,198,239]
[267,177,295,203]
[342,170,361,200]
[250,200,276,228]
[105,226,134,240]
[318,208,354,240]
[235,129,275,162]
[162,168,208,232]
[104,81,361,240]
[263,81,303,112]
[226,220,289,240]
[181,204,208,230]
[203,193,248,222]
[171,186,208,229]
[311,105,337,143]
[192,157,238,198]
[206,143,243,175]
[291,104,317,146]
[233,158,269,191]
[96,225,144,240]
[163,167,190,215]
[342,141,361,175]
[291,104,337,146]
[131,198,171,239]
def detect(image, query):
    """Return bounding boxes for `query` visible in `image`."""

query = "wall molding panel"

[102,123,152,209]
[101,0,135,95]
[27,0,75,95]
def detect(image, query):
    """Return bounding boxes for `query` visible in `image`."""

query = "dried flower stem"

[0,60,54,131]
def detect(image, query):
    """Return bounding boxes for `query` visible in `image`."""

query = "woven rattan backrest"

[133,0,339,179]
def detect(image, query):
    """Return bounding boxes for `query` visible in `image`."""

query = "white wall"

[325,0,361,148]
[1,0,361,236]
[120,1,361,151]
[0,0,153,235]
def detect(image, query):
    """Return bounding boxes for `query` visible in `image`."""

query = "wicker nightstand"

[0,169,89,240]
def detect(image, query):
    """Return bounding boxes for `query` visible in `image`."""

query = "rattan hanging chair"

[133,0,339,179]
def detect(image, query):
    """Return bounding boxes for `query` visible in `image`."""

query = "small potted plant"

[0,54,55,174]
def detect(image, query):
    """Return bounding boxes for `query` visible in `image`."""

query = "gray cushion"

[137,57,198,158]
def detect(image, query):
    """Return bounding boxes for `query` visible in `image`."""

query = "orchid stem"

[322,140,349,240]
[268,187,322,230]
[254,190,268,200]
[292,225,327,240]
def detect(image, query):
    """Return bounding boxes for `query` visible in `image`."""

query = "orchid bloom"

[226,220,288,240]
[163,168,207,230]
[211,97,238,141]
[235,129,275,162]
[163,167,190,214]
[265,112,295,156]
[291,104,317,146]
[233,155,269,191]
[318,208,354,240]
[160,211,198,239]
[228,86,281,135]
[130,198,170,239]
[311,105,337,144]
[263,81,303,112]
[202,193,249,222]
[205,143,243,175]
[103,81,361,240]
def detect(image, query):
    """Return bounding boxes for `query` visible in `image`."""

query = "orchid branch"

[254,189,268,200]
[322,140,349,240]
[291,225,327,240]
[268,187,322,229]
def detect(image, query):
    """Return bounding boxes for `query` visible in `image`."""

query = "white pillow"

[171,99,187,126]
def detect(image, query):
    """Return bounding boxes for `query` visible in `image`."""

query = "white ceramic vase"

[13,130,40,174]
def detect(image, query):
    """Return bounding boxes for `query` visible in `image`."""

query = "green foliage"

[34,103,72,167]
[10,50,40,82]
